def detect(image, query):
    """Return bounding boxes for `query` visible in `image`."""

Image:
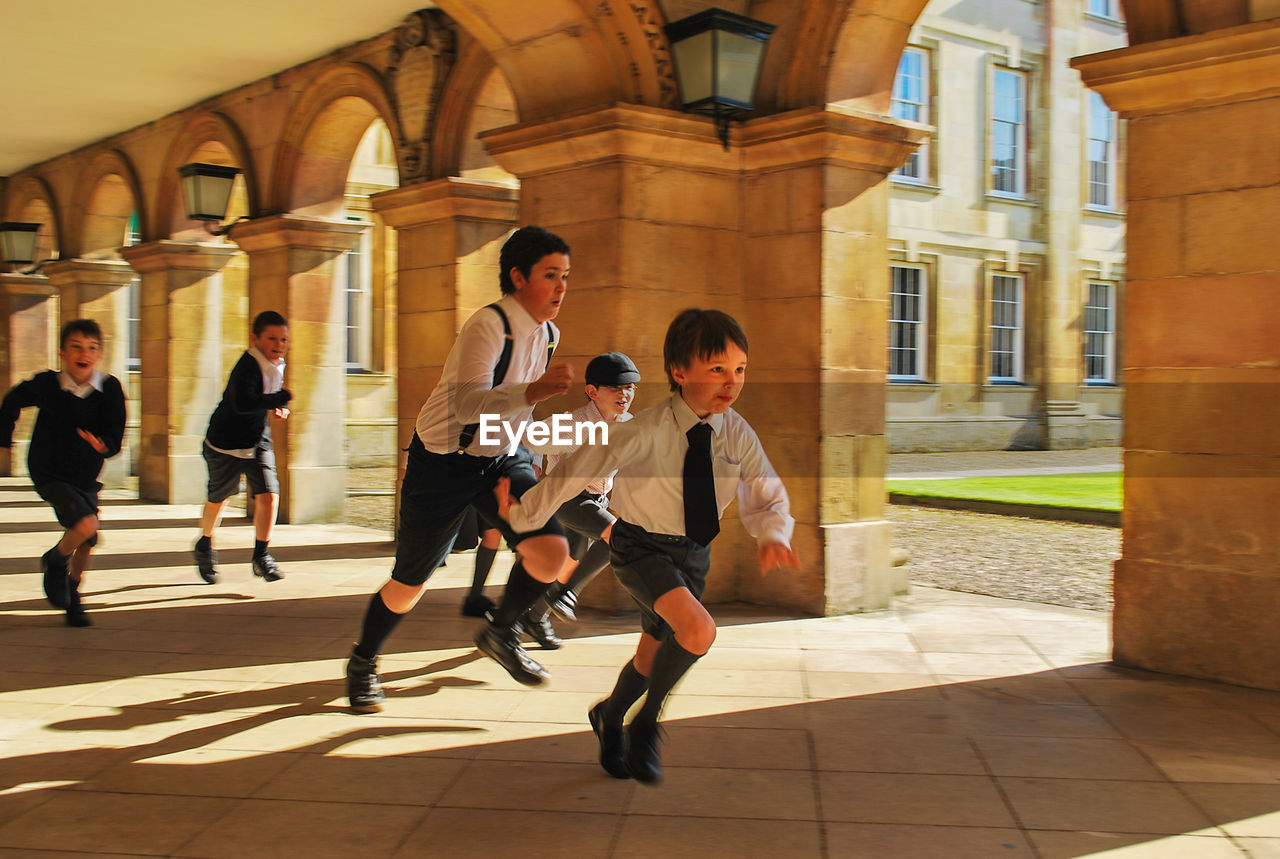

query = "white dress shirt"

[416,295,559,457]
[510,393,794,548]
[542,399,632,496]
[58,369,105,399]
[248,346,285,395]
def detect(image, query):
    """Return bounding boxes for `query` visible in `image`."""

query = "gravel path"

[887,505,1117,612]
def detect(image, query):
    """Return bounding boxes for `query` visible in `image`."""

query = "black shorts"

[555,491,614,560]
[203,441,278,502]
[391,435,565,587]
[35,481,100,547]
[609,518,711,641]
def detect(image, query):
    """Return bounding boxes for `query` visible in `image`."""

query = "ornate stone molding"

[370,176,518,228]
[387,9,458,183]
[230,214,365,255]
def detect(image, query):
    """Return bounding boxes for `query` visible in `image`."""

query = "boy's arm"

[733,427,796,549]
[96,377,127,458]
[0,378,41,448]
[228,358,291,415]
[505,420,640,532]
[452,313,570,424]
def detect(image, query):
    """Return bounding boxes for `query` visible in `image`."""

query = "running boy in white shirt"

[519,351,641,649]
[497,308,799,785]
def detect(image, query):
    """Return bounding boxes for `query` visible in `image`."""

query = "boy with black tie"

[497,308,799,784]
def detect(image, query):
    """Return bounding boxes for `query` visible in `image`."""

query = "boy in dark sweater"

[193,310,292,584]
[0,319,127,627]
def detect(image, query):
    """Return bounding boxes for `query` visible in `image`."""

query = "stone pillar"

[230,214,364,524]
[119,241,236,503]
[482,104,924,615]
[1038,0,1089,449]
[371,178,519,477]
[1075,21,1280,689]
[0,275,57,477]
[44,258,135,488]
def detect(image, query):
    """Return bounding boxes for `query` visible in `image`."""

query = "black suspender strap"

[455,305,557,452]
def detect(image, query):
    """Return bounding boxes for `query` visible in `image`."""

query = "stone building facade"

[886,0,1128,452]
[2,0,1279,691]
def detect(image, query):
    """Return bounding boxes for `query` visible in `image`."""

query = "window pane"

[991,70,1025,195]
[892,48,930,182]
[990,274,1022,380]
[1084,281,1114,382]
[889,266,925,379]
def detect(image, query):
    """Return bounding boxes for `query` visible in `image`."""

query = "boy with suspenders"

[345,226,575,711]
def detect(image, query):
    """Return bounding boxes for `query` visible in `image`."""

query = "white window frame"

[341,228,373,372]
[889,265,928,381]
[1086,91,1117,210]
[891,47,931,184]
[1086,0,1119,20]
[1084,280,1117,384]
[990,67,1028,198]
[125,214,142,372]
[989,272,1024,383]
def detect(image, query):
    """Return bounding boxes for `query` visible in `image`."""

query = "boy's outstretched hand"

[77,428,107,454]
[493,476,518,523]
[758,541,800,575]
[526,362,574,404]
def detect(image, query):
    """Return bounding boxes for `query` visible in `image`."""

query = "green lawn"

[887,472,1122,512]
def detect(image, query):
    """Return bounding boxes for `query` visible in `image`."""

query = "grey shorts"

[555,491,615,560]
[35,481,100,547]
[609,518,711,641]
[203,441,278,503]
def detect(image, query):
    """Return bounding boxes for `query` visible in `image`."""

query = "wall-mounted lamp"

[663,7,776,150]
[0,221,55,274]
[178,162,244,236]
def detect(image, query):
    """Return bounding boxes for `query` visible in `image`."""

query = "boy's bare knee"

[679,620,716,655]
[73,515,98,538]
[519,535,570,581]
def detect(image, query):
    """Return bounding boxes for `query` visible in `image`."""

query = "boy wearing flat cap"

[519,352,641,648]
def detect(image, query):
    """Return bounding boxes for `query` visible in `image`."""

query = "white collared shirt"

[416,294,559,456]
[542,399,632,496]
[248,346,285,394]
[510,393,794,548]
[59,369,105,399]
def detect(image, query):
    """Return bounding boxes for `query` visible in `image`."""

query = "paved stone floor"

[3,476,1280,858]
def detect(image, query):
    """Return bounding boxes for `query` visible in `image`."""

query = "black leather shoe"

[474,623,549,686]
[549,588,578,623]
[625,718,664,785]
[40,549,70,610]
[520,609,563,650]
[64,581,91,628]
[346,648,385,713]
[588,701,631,779]
[461,593,495,618]
[251,553,284,582]
[194,541,220,584]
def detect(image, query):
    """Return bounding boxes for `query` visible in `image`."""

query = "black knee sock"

[470,546,497,595]
[253,540,268,559]
[491,561,549,628]
[602,661,649,724]
[354,592,404,660]
[565,539,612,594]
[196,535,212,552]
[635,638,701,725]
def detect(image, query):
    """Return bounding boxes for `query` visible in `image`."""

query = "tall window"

[989,273,1023,382]
[891,48,930,183]
[1087,0,1117,18]
[1086,91,1117,209]
[341,228,372,371]
[125,211,141,372]
[1084,281,1116,383]
[991,68,1027,196]
[889,266,927,380]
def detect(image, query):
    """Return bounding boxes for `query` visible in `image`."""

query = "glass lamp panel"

[0,223,39,264]
[716,31,765,106]
[672,31,714,106]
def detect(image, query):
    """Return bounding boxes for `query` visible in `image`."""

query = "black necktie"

[683,423,719,546]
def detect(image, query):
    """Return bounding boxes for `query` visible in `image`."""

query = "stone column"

[230,214,364,524]
[1075,21,1280,689]
[0,275,57,477]
[371,178,519,478]
[119,241,236,503]
[44,258,136,488]
[482,104,924,615]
